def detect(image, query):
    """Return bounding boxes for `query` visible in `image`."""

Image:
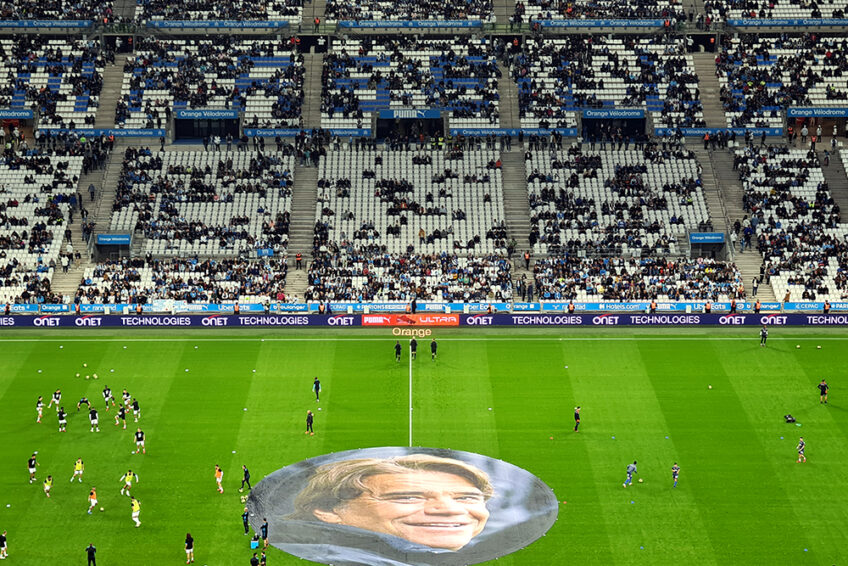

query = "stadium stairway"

[286,165,318,299]
[114,0,136,21]
[497,62,519,130]
[691,52,726,129]
[303,0,327,30]
[49,169,102,300]
[493,0,514,27]
[303,52,323,130]
[500,150,533,277]
[95,54,129,130]
[707,149,776,301]
[692,146,729,238]
[91,143,126,240]
[821,149,848,216]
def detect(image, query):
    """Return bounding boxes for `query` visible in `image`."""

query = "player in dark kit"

[410,338,418,360]
[102,386,115,411]
[797,437,806,463]
[240,465,251,492]
[313,378,321,402]
[306,410,314,435]
[573,406,581,432]
[818,379,828,404]
[395,340,402,362]
[89,408,100,432]
[48,389,62,410]
[77,396,91,411]
[760,325,768,347]
[430,338,438,360]
[134,428,146,454]
[58,407,67,432]
[260,519,269,549]
[115,405,127,429]
[242,507,250,534]
[28,453,39,483]
[672,463,680,487]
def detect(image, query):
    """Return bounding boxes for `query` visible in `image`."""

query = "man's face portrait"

[312,470,490,551]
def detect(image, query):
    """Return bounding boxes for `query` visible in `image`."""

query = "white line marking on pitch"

[0,336,845,343]
[409,345,413,448]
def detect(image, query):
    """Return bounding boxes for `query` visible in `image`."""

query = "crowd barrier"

[786,107,848,117]
[337,20,482,28]
[3,313,847,328]
[0,110,34,119]
[176,109,239,119]
[0,20,92,28]
[584,109,645,119]
[146,20,289,28]
[653,127,784,137]
[38,128,166,137]
[449,128,578,137]
[728,18,848,26]
[6,301,845,315]
[539,19,664,27]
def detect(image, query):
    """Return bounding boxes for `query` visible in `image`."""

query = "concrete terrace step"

[496,62,519,130]
[95,54,129,129]
[500,150,532,252]
[691,52,726,129]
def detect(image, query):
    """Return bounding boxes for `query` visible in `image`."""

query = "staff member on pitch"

[410,338,418,360]
[306,410,314,436]
[242,507,251,535]
[818,379,829,404]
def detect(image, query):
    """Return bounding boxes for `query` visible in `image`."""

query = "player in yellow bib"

[131,496,141,527]
[43,476,53,498]
[120,470,138,496]
[71,458,85,483]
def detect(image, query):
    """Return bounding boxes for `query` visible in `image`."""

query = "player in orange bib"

[214,465,224,494]
[87,487,98,514]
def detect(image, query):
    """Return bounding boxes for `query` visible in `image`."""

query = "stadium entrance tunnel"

[581,115,646,141]
[174,114,240,141]
[375,113,444,141]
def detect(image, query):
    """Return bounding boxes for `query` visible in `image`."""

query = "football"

[100,507,104,512]
[638,478,643,483]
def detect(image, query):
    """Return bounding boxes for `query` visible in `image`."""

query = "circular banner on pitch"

[248,446,558,566]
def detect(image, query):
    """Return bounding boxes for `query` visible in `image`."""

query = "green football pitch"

[0,327,846,565]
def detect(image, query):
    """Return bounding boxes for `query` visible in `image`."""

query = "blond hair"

[287,454,494,521]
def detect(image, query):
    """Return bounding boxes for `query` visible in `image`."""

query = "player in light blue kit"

[623,461,637,487]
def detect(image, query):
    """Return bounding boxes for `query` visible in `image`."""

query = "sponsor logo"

[719,315,747,325]
[237,316,309,326]
[328,315,356,326]
[630,315,701,325]
[202,315,229,326]
[0,317,14,326]
[33,315,61,327]
[592,314,620,325]
[760,314,788,325]
[392,327,432,337]
[362,314,459,327]
[512,315,583,325]
[74,316,102,327]
[120,316,192,326]
[806,315,848,325]
[465,314,494,325]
